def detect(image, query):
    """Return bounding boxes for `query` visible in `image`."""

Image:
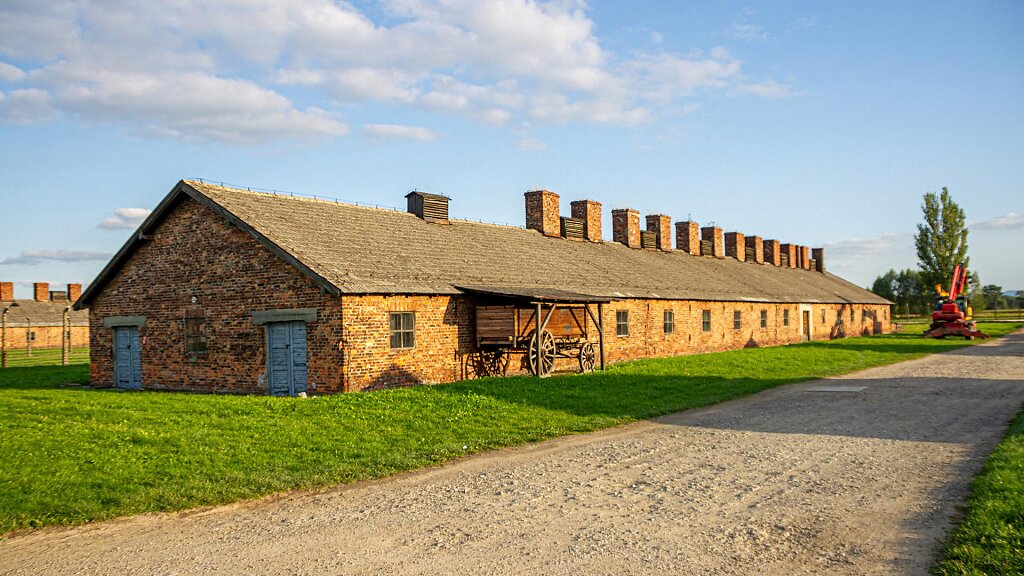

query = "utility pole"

[26,317,32,358]
[1,306,7,369]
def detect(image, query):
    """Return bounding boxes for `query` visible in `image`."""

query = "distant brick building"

[76,180,892,395]
[1,281,89,351]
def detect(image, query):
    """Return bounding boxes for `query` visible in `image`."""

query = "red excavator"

[924,263,988,339]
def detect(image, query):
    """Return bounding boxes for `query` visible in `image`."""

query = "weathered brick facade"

[83,188,892,395]
[701,226,724,258]
[612,208,641,249]
[745,236,764,264]
[525,189,560,237]
[570,199,602,243]
[645,214,672,252]
[724,232,745,262]
[1,325,88,350]
[675,221,700,256]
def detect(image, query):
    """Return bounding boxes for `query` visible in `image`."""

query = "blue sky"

[1,0,1022,298]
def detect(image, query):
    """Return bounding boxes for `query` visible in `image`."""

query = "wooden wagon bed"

[456,286,613,378]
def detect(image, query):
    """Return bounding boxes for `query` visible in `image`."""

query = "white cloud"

[0,89,57,124]
[730,23,770,43]
[0,62,25,82]
[969,212,1024,231]
[362,123,436,141]
[516,137,546,151]
[97,208,152,230]
[0,249,112,266]
[0,0,792,142]
[824,232,912,259]
[735,80,794,99]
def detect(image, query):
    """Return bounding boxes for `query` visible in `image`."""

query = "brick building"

[1,281,89,352]
[76,180,892,395]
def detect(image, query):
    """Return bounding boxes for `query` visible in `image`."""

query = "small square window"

[184,317,207,354]
[616,310,629,336]
[733,310,741,330]
[760,309,767,329]
[702,310,711,332]
[663,310,674,334]
[783,310,790,327]
[390,312,415,349]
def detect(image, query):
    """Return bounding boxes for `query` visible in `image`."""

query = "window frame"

[389,311,416,349]
[760,309,767,329]
[616,310,630,337]
[663,310,674,335]
[701,310,711,332]
[783,309,790,327]
[184,316,208,355]
[733,310,741,330]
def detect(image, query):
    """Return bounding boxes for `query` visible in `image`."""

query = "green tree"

[1016,291,1024,309]
[914,187,970,289]
[982,284,1004,310]
[870,269,898,302]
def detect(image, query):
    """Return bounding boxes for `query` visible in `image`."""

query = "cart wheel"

[484,350,509,376]
[578,342,596,373]
[528,330,555,377]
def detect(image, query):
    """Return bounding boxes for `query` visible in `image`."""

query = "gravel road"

[3,331,1023,575]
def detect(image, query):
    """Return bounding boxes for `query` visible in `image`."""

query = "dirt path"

[3,333,1024,575]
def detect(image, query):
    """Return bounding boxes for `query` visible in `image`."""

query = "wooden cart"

[458,287,610,378]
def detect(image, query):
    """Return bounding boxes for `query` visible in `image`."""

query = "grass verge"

[933,407,1024,575]
[1,323,1019,534]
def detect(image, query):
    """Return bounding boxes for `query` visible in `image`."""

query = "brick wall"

[1,325,89,350]
[87,196,344,394]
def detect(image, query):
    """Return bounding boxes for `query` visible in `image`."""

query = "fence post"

[26,317,32,358]
[62,305,70,366]
[1,306,6,369]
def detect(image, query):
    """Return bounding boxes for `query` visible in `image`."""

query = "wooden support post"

[597,302,605,370]
[534,302,541,376]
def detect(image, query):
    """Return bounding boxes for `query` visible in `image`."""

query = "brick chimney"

[33,282,49,302]
[645,214,672,251]
[724,232,745,262]
[612,208,641,249]
[799,246,811,270]
[0,282,12,302]
[676,221,700,256]
[68,283,82,304]
[701,226,724,258]
[525,189,560,237]
[745,236,764,264]
[570,200,602,242]
[764,239,781,266]
[780,243,797,268]
[812,248,825,273]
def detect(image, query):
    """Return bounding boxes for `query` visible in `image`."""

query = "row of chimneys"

[525,189,825,273]
[0,282,82,304]
[405,189,824,272]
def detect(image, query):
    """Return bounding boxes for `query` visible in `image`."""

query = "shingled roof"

[77,180,891,307]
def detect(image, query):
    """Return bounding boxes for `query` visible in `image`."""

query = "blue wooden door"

[267,321,307,396]
[114,326,142,390]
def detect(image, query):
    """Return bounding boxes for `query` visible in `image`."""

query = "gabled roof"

[77,180,892,309]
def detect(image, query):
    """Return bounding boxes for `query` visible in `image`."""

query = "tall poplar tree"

[914,187,969,290]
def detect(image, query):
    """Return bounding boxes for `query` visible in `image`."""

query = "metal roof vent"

[405,191,450,224]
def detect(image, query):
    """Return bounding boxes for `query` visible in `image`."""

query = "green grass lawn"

[933,408,1024,575]
[0,323,1019,534]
